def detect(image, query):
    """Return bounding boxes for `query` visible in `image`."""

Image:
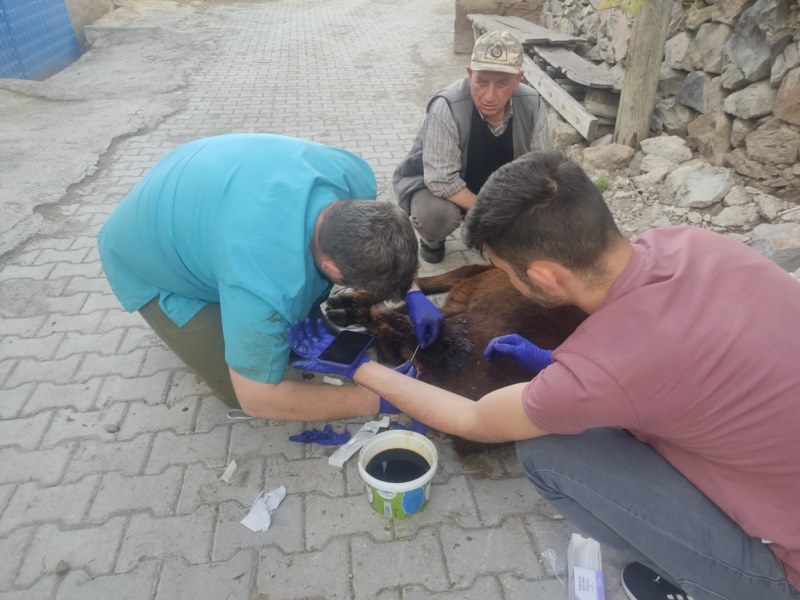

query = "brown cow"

[325,264,586,454]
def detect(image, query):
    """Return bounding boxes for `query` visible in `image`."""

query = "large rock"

[745,117,800,165]
[720,62,749,91]
[749,222,800,271]
[723,81,778,119]
[665,162,736,208]
[774,67,800,125]
[549,113,583,149]
[713,0,758,25]
[730,118,757,148]
[664,31,700,71]
[711,205,761,228]
[658,64,687,97]
[582,143,635,171]
[751,186,795,219]
[725,148,785,180]
[652,97,696,136]
[687,111,732,166]
[640,135,693,163]
[685,5,715,30]
[721,0,794,82]
[695,22,733,74]
[677,72,723,113]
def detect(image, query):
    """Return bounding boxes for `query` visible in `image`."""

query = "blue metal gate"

[0,0,81,80]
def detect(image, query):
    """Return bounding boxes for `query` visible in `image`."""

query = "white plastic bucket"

[357,430,438,519]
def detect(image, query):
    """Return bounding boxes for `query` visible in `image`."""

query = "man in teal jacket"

[99,133,442,420]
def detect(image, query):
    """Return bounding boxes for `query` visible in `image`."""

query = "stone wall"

[539,0,800,199]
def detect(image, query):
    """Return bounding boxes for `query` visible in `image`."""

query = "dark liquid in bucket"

[366,448,430,483]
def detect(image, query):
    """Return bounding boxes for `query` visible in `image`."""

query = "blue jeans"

[516,428,800,600]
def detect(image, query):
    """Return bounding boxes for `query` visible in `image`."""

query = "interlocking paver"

[0,527,32,592]
[439,517,545,586]
[0,411,52,451]
[96,371,171,407]
[227,420,306,459]
[256,538,351,600]
[15,516,126,587]
[263,455,345,496]
[146,428,229,474]
[3,333,64,361]
[118,398,197,439]
[54,330,124,360]
[54,561,159,600]
[392,475,482,540]
[403,575,504,599]
[64,433,151,483]
[88,466,183,522]
[36,312,105,337]
[0,475,99,535]
[0,384,33,419]
[23,379,103,415]
[41,405,126,448]
[116,506,216,571]
[177,459,264,515]
[0,446,71,486]
[74,348,145,380]
[0,576,58,600]
[501,573,566,600]
[0,316,46,337]
[4,355,82,388]
[212,497,303,560]
[305,492,393,551]
[351,529,449,599]
[471,476,543,527]
[157,551,254,600]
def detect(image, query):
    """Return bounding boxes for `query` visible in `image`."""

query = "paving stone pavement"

[0,0,632,598]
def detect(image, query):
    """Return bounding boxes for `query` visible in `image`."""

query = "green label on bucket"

[367,483,430,519]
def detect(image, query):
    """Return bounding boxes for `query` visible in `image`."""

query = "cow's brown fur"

[326,264,586,454]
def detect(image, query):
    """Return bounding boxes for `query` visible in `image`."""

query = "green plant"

[593,176,611,193]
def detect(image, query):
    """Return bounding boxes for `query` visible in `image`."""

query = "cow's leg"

[324,289,375,328]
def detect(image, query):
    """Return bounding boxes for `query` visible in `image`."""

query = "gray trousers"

[516,428,800,600]
[409,188,465,249]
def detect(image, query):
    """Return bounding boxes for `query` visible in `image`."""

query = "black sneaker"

[419,241,445,264]
[621,562,694,600]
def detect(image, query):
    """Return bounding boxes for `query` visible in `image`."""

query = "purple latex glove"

[483,334,553,373]
[379,360,418,414]
[287,318,370,379]
[406,290,443,348]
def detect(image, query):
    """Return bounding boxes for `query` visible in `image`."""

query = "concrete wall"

[65,0,115,47]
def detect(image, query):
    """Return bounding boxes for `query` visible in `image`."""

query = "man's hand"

[483,334,553,374]
[286,318,369,379]
[379,361,418,414]
[406,290,443,348]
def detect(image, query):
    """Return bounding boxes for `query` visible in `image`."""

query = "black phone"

[318,330,375,365]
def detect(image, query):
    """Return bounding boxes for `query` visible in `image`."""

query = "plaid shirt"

[421,96,551,198]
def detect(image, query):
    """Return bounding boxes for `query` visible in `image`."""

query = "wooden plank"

[584,88,620,118]
[467,14,580,46]
[614,0,672,147]
[521,55,598,140]
[532,45,621,90]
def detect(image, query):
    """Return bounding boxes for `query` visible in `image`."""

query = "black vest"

[464,106,515,194]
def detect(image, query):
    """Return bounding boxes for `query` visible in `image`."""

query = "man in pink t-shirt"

[286,152,800,600]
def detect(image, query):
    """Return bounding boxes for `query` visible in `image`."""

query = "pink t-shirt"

[523,226,800,588]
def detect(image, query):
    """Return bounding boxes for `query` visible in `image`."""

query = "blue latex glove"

[406,290,443,348]
[483,334,553,373]
[379,361,418,414]
[287,318,370,379]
